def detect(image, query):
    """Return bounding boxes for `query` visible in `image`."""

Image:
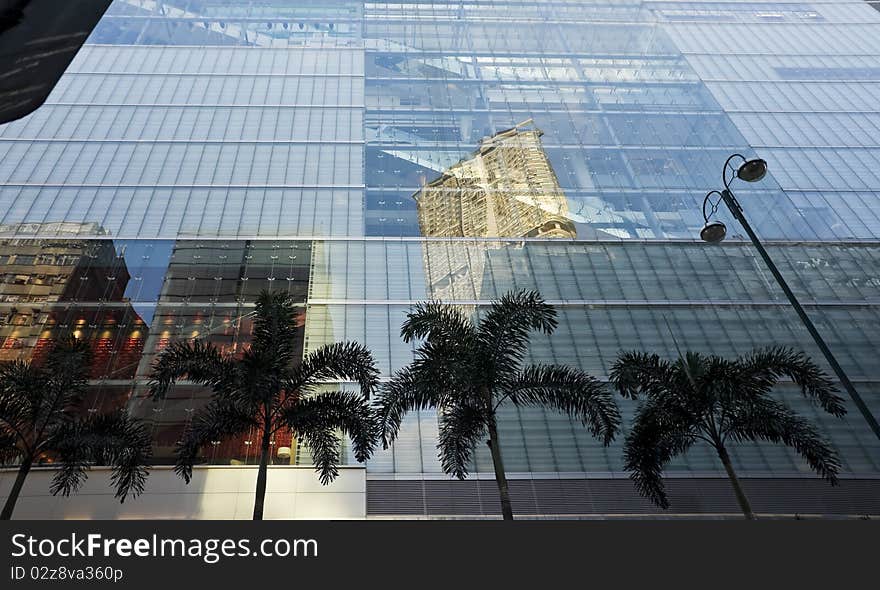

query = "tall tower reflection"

[0,222,148,411]
[414,119,576,300]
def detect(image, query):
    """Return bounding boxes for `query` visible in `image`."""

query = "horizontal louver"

[367,478,880,518]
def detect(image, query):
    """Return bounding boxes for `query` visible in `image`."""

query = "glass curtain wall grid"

[1,1,879,508]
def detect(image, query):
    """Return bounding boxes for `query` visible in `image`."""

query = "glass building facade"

[1,0,879,516]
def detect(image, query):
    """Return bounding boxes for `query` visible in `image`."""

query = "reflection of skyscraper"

[0,222,147,410]
[416,119,575,239]
[414,120,575,300]
[130,239,313,465]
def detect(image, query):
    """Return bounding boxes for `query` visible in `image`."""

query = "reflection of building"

[0,223,147,411]
[416,120,576,240]
[130,240,313,465]
[414,120,576,300]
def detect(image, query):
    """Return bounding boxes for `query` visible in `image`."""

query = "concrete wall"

[0,466,366,520]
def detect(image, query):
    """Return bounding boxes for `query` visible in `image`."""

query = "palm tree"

[0,337,152,520]
[609,347,846,520]
[148,290,379,520]
[376,290,620,520]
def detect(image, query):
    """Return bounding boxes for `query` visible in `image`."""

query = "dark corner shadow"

[0,0,113,124]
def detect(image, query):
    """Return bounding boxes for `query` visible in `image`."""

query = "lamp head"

[700,220,727,243]
[736,158,767,183]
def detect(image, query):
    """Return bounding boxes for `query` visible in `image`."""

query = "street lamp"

[701,154,880,441]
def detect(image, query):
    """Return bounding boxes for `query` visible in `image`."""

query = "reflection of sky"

[115,240,174,327]
[131,303,156,328]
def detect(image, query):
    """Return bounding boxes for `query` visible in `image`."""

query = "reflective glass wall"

[0,1,878,480]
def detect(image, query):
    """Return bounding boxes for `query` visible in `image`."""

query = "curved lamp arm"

[722,153,747,189]
[702,190,725,222]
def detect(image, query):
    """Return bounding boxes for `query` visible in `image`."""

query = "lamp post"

[701,154,880,441]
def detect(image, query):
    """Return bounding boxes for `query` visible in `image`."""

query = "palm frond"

[409,335,477,394]
[0,360,40,444]
[297,425,340,485]
[736,347,846,417]
[609,351,675,400]
[43,337,92,378]
[282,391,378,484]
[725,397,841,483]
[437,403,488,479]
[287,342,379,399]
[174,400,257,483]
[49,409,153,502]
[374,367,447,448]
[147,339,233,399]
[250,290,299,368]
[96,411,153,502]
[400,301,481,395]
[0,360,43,398]
[400,300,478,344]
[476,289,557,380]
[505,364,620,444]
[281,391,377,468]
[699,354,743,399]
[40,337,92,421]
[623,399,697,509]
[237,346,285,408]
[0,431,21,465]
[47,434,91,498]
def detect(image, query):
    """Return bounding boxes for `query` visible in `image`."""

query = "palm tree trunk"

[252,425,272,520]
[717,446,756,520]
[1,455,33,520]
[486,417,514,521]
